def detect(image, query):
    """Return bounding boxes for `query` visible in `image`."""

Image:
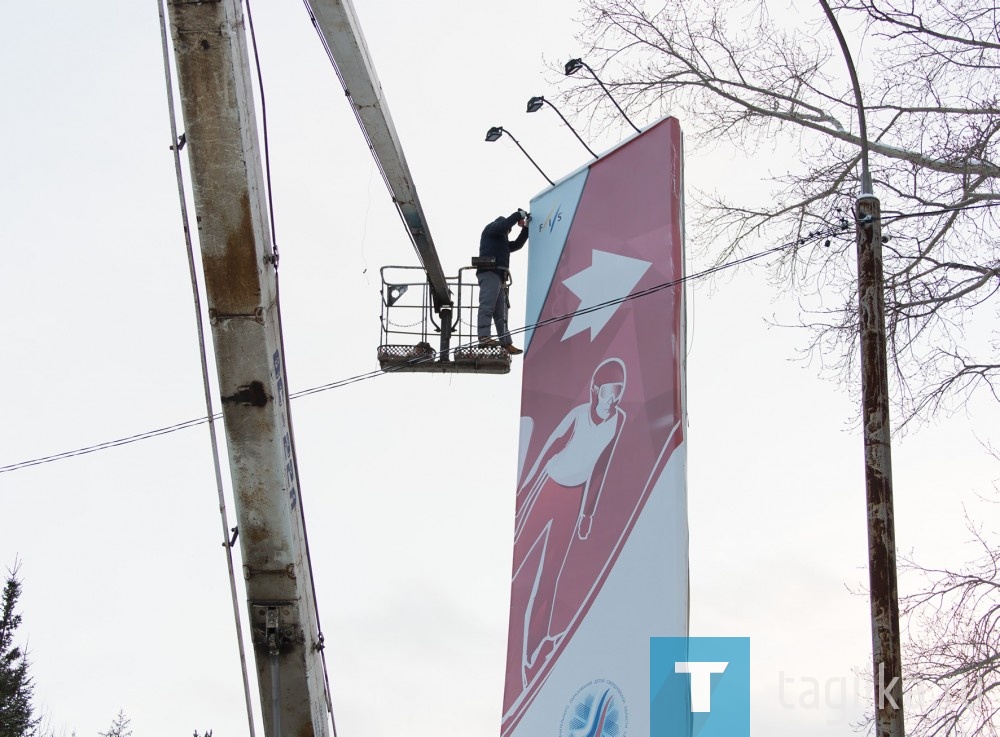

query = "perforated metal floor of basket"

[377,344,512,374]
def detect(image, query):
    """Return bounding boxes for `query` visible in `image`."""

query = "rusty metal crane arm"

[165,1,331,735]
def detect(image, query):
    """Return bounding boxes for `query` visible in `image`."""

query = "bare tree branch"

[563,0,1000,429]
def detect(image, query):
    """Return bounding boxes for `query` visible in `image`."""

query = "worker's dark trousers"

[477,270,511,345]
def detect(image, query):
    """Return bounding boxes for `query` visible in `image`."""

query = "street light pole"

[818,3,905,735]
[855,192,905,737]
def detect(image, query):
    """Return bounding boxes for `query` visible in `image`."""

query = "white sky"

[1,1,996,736]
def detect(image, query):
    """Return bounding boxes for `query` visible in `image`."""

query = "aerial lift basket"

[377,264,512,375]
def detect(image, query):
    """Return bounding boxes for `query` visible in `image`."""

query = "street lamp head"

[524,93,598,159]
[562,57,640,134]
[483,125,553,185]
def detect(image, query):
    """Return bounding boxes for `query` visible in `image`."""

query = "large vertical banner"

[503,117,687,737]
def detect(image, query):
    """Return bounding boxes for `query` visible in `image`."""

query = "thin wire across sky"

[2,199,992,475]
[0,207,925,476]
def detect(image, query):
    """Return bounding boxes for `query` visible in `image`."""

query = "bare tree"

[849,502,999,737]
[561,0,1000,426]
[893,511,1000,736]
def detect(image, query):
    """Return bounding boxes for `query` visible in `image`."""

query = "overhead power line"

[0,226,836,475]
[5,197,999,477]
[2,416,217,472]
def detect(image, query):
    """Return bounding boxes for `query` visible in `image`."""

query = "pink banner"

[503,118,687,737]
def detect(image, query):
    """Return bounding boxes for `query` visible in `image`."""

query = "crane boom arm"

[303,0,452,309]
[166,1,330,734]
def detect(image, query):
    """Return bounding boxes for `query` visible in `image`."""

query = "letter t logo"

[653,638,749,736]
[674,661,729,712]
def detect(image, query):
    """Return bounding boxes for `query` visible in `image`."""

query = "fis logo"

[650,637,750,737]
[538,203,564,234]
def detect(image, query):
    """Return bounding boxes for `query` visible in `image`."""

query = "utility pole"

[819,2,905,735]
[855,194,905,737]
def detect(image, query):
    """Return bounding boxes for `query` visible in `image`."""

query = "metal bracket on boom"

[244,563,297,580]
[251,603,303,652]
[265,608,283,655]
[385,283,408,307]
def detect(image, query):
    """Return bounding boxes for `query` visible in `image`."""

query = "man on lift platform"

[477,209,530,354]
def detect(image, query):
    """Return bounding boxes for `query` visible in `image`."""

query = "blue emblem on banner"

[561,679,629,737]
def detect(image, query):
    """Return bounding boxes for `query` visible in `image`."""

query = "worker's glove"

[518,208,529,221]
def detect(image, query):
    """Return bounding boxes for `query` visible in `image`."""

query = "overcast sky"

[1,1,997,736]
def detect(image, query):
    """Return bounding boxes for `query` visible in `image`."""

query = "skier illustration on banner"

[511,356,627,689]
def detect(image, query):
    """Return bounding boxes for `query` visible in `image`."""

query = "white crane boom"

[165,1,331,734]
[303,0,452,311]
[166,0,471,728]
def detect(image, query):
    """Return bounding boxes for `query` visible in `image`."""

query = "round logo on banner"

[560,679,628,737]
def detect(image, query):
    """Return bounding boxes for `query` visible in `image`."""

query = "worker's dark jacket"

[478,212,528,275]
